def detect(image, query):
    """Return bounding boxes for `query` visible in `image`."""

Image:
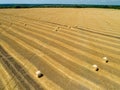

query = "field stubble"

[0,8,120,90]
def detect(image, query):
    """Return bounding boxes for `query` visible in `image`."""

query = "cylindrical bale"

[67,26,71,29]
[92,64,99,71]
[36,70,43,78]
[103,57,109,63]
[55,27,59,31]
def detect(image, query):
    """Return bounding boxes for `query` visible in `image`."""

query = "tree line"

[0,4,120,9]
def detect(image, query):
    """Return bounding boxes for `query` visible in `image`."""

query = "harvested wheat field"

[0,8,120,90]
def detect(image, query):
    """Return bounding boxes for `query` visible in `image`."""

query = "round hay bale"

[92,64,99,71]
[36,70,43,78]
[55,27,59,32]
[103,57,109,63]
[67,25,72,29]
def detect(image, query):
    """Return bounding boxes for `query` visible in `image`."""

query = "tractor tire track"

[0,46,43,90]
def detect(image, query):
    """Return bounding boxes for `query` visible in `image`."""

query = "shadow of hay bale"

[105,60,109,63]
[24,24,27,26]
[38,74,44,78]
[96,68,99,71]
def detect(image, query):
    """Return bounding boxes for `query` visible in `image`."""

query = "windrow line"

[0,28,101,89]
